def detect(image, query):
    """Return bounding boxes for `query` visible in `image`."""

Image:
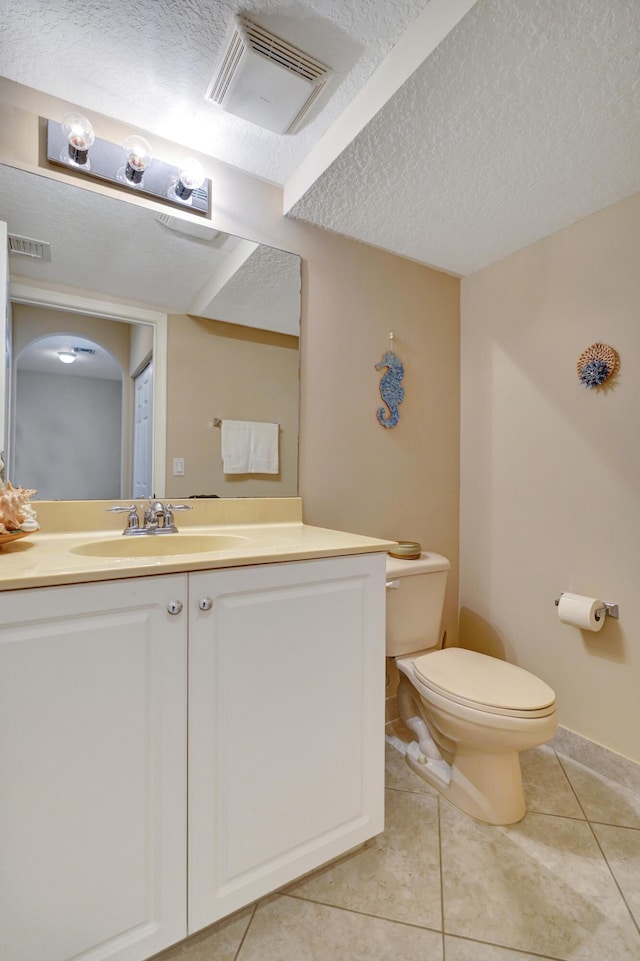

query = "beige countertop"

[0,498,396,591]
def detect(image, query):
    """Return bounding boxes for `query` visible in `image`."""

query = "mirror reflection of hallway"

[13,333,123,500]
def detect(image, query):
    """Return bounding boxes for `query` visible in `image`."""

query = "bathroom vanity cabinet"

[0,552,385,961]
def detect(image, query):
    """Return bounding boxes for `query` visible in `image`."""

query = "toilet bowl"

[386,553,557,825]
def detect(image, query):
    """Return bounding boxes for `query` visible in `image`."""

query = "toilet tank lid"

[386,551,450,577]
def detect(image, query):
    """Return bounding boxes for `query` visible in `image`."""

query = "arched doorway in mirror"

[12,333,125,500]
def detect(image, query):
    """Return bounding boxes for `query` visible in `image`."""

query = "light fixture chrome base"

[47,120,210,215]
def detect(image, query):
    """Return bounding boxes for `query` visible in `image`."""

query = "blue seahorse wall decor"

[375,350,405,428]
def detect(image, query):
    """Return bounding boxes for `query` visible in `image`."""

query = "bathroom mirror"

[0,164,300,500]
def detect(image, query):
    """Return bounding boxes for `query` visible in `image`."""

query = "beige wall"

[460,192,640,763]
[165,315,299,498]
[0,78,461,648]
[298,230,460,651]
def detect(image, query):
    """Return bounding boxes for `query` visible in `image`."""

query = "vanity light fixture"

[57,351,77,365]
[168,158,206,204]
[60,112,95,167]
[47,119,210,215]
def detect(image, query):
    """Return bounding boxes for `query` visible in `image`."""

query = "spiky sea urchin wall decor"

[577,343,618,389]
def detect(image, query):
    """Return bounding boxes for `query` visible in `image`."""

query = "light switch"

[173,457,185,476]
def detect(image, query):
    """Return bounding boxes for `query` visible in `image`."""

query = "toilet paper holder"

[554,595,619,620]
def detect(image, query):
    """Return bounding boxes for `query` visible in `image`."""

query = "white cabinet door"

[188,553,386,932]
[0,575,188,961]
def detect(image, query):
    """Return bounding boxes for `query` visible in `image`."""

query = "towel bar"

[213,417,280,430]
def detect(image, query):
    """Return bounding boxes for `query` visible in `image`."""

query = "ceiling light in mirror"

[57,350,76,364]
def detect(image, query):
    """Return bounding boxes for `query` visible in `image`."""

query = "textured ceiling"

[202,245,301,335]
[289,0,640,275]
[1,0,639,276]
[0,0,427,184]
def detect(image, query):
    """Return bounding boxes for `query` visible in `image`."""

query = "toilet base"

[404,741,526,825]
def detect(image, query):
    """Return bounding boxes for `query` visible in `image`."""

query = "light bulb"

[169,158,206,203]
[61,112,95,166]
[123,135,153,185]
[57,351,76,365]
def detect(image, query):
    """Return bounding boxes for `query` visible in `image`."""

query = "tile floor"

[156,735,640,961]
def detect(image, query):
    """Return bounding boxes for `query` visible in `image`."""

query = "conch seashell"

[0,482,38,532]
[19,504,40,532]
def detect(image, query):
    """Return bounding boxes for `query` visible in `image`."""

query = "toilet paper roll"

[557,593,605,632]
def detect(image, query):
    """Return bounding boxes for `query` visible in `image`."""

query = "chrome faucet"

[107,499,192,535]
[143,500,166,531]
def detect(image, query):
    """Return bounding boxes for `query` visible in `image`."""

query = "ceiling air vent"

[8,233,51,261]
[205,16,331,135]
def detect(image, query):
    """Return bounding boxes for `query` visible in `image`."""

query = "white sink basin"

[71,533,250,558]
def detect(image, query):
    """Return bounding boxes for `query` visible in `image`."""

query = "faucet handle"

[106,504,140,531]
[163,503,192,532]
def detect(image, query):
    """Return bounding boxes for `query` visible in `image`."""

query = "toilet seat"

[411,648,556,719]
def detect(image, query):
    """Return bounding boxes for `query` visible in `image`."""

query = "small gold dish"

[388,540,422,560]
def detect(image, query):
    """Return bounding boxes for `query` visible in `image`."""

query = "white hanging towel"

[221,420,279,474]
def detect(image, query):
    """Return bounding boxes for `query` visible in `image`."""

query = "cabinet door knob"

[198,597,213,611]
[167,600,183,615]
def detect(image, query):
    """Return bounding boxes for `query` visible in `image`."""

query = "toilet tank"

[386,552,450,657]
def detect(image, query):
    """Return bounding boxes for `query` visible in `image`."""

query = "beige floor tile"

[285,788,442,928]
[236,895,443,961]
[558,755,640,828]
[592,823,640,925]
[445,935,557,960]
[385,740,439,796]
[520,746,584,819]
[153,905,254,961]
[440,803,640,960]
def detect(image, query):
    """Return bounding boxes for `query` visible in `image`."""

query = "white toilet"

[386,552,557,824]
